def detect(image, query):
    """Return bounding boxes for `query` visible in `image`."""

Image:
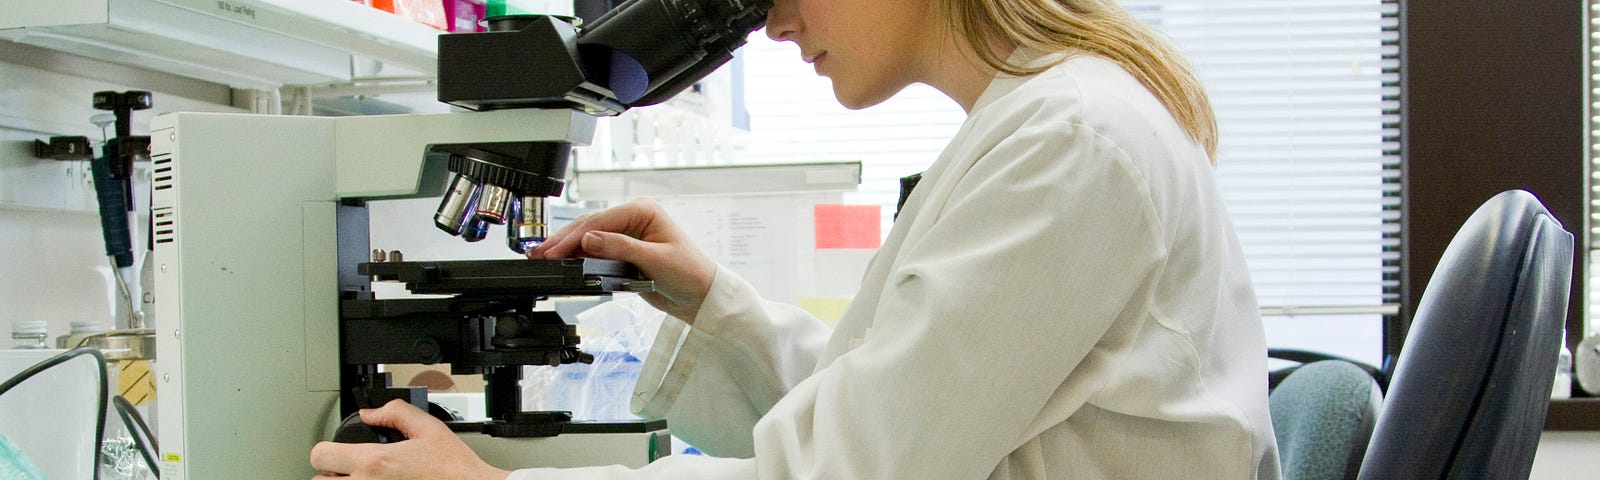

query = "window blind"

[734,0,1400,364]
[1586,0,1598,338]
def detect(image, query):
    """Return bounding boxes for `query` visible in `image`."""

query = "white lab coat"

[511,52,1281,479]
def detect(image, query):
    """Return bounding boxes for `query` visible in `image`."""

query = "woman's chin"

[830,81,901,110]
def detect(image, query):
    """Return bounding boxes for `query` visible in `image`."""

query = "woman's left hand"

[309,400,510,480]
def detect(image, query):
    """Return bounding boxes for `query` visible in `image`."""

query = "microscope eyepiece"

[577,0,773,106]
[438,0,771,112]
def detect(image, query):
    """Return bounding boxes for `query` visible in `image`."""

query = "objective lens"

[434,174,481,235]
[507,196,548,254]
[474,184,513,224]
[462,218,490,242]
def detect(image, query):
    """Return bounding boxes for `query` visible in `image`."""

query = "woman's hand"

[309,400,509,480]
[529,197,716,324]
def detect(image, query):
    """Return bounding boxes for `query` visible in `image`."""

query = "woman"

[310,0,1280,478]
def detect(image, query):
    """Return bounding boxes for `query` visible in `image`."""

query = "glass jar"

[10,321,48,349]
[56,321,112,349]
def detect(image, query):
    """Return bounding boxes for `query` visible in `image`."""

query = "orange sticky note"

[814,204,881,249]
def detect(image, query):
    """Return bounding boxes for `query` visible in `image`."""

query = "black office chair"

[1356,190,1573,479]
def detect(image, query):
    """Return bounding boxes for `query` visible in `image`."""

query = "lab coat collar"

[970,47,1073,116]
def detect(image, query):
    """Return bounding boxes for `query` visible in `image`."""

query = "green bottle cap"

[486,0,508,17]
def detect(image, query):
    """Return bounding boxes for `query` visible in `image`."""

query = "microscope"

[147,1,770,478]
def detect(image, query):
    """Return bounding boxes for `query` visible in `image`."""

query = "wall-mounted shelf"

[575,162,864,201]
[0,0,441,90]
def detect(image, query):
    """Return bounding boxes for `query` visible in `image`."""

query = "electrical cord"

[112,395,158,477]
[0,347,109,480]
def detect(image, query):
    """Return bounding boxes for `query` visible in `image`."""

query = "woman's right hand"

[528,198,716,324]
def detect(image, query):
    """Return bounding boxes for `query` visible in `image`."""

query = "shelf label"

[215,1,258,21]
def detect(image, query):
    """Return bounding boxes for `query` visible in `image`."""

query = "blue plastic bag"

[544,295,664,421]
[0,434,46,480]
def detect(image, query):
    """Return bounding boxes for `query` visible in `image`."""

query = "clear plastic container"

[0,349,101,479]
[544,351,642,421]
[10,321,48,350]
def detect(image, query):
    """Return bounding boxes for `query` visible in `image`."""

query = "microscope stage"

[359,258,644,297]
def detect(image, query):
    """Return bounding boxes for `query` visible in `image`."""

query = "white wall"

[0,40,238,342]
[1532,431,1600,479]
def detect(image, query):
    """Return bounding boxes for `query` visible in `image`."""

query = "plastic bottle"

[485,0,511,17]
[10,321,48,349]
[1554,329,1573,399]
[486,0,568,17]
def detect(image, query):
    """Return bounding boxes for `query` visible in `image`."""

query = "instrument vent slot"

[153,155,175,191]
[153,208,177,244]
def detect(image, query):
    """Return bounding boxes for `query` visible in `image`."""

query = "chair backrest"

[1268,348,1386,393]
[1271,360,1382,480]
[1357,190,1573,480]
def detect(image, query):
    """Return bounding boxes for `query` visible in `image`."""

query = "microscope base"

[458,425,672,470]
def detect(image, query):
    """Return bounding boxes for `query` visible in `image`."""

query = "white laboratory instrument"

[149,109,666,479]
[148,1,772,476]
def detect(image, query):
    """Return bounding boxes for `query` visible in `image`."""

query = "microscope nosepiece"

[431,144,568,251]
[434,174,481,235]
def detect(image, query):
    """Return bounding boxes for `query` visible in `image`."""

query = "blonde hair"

[947,0,1218,162]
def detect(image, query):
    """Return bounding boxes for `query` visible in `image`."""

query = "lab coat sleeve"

[509,268,830,479]
[636,265,833,458]
[741,121,1169,478]
[507,452,755,479]
[511,121,1168,479]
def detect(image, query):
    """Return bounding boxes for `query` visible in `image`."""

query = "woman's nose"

[764,0,798,41]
